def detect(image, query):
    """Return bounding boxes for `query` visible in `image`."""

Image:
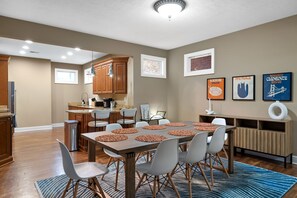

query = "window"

[55,68,78,84]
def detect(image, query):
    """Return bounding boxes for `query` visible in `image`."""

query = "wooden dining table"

[81,121,236,198]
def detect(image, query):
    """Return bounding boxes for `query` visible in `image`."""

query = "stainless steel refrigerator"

[8,81,16,127]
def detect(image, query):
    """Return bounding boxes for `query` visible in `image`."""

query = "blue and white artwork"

[232,75,255,100]
[263,72,292,101]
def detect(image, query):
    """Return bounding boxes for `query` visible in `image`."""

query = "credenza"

[199,114,293,167]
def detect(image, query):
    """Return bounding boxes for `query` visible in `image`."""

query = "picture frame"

[141,54,166,78]
[207,77,225,100]
[262,72,292,101]
[184,48,215,77]
[232,75,255,101]
[84,67,93,84]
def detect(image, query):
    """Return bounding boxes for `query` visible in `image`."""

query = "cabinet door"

[113,61,127,94]
[0,116,13,166]
[105,64,113,93]
[0,56,9,105]
[97,66,105,93]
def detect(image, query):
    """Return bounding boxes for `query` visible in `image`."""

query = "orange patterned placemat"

[111,128,139,134]
[95,134,128,142]
[165,122,187,127]
[195,126,218,132]
[142,125,167,130]
[193,122,215,127]
[168,130,195,136]
[135,134,167,142]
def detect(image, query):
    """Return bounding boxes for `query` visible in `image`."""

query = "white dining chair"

[88,110,111,131]
[135,121,153,162]
[136,138,180,198]
[207,118,228,159]
[101,123,124,191]
[135,121,149,128]
[176,132,211,196]
[117,108,137,127]
[206,126,229,186]
[158,119,170,125]
[57,139,108,198]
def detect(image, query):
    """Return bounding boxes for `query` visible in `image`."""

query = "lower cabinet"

[0,115,13,167]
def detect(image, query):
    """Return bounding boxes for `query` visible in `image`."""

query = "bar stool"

[117,108,137,128]
[88,110,111,132]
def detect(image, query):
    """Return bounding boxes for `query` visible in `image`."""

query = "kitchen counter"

[0,112,12,118]
[68,103,121,112]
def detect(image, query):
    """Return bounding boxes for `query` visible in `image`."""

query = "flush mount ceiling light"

[154,0,186,20]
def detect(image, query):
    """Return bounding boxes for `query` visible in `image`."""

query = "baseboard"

[15,125,53,132]
[52,123,64,128]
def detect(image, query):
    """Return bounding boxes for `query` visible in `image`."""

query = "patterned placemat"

[135,134,167,142]
[195,126,218,132]
[95,134,128,142]
[165,122,187,127]
[111,128,139,134]
[142,125,167,130]
[168,130,195,136]
[193,122,215,127]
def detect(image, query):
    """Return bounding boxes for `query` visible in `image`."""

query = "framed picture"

[232,75,255,101]
[84,67,93,84]
[207,77,225,100]
[263,72,292,101]
[184,48,215,77]
[141,54,166,78]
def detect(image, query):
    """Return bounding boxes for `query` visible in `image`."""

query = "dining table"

[81,121,236,198]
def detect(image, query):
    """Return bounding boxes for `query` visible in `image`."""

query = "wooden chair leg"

[188,165,192,198]
[62,179,72,198]
[197,162,212,191]
[222,147,228,159]
[93,177,106,198]
[153,176,157,198]
[102,157,112,180]
[216,153,229,178]
[157,176,160,192]
[73,180,80,198]
[136,174,146,192]
[209,155,214,186]
[115,159,120,191]
[167,173,180,198]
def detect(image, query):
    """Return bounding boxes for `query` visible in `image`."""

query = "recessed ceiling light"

[74,47,81,51]
[19,50,26,55]
[61,55,67,59]
[67,52,73,56]
[25,40,33,44]
[22,45,29,50]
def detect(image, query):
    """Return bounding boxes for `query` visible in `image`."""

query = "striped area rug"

[35,160,297,198]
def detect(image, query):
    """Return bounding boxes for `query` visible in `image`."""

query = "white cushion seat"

[88,121,109,128]
[74,162,108,179]
[117,119,135,124]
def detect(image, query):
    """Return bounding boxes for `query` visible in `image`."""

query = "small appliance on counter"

[95,101,104,107]
[103,98,113,108]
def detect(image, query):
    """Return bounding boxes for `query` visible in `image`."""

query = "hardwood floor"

[0,127,296,197]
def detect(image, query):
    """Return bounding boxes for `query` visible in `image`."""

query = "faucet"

[81,92,89,105]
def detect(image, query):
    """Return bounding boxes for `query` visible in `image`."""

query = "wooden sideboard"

[199,114,293,167]
[0,113,13,167]
[0,55,9,106]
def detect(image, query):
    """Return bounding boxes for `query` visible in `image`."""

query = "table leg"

[228,129,234,174]
[88,141,96,162]
[125,152,135,198]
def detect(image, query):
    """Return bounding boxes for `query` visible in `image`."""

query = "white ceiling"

[0,0,297,50]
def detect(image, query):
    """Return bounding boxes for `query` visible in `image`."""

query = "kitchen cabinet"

[0,55,9,105]
[0,114,13,167]
[93,57,128,94]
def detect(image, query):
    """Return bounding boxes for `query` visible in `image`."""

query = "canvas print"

[141,54,166,78]
[263,72,292,101]
[232,75,255,100]
[207,77,225,100]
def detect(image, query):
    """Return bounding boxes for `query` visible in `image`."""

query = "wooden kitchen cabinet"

[93,57,128,94]
[0,55,10,106]
[0,114,13,167]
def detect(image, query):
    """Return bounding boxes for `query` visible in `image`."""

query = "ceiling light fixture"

[25,40,33,44]
[67,51,73,56]
[19,50,26,55]
[61,55,66,59]
[154,0,186,20]
[90,51,96,77]
[74,47,81,51]
[22,45,29,50]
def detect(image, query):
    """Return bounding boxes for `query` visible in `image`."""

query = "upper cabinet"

[93,57,128,94]
[0,55,10,105]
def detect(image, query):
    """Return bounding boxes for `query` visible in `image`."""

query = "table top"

[82,121,236,156]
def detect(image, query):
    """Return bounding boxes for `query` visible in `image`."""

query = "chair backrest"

[207,126,226,154]
[159,119,170,125]
[135,121,149,128]
[91,110,111,120]
[186,132,208,164]
[106,123,122,132]
[140,104,150,120]
[149,138,178,175]
[211,118,226,125]
[57,139,80,180]
[120,108,137,117]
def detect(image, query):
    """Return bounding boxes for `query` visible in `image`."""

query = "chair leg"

[115,159,120,191]
[93,177,106,198]
[197,162,212,191]
[61,179,72,198]
[73,180,80,198]
[187,165,192,198]
[167,173,180,198]
[102,157,112,180]
[209,154,214,186]
[216,153,229,178]
[153,176,157,198]
[222,147,229,159]
[136,174,146,192]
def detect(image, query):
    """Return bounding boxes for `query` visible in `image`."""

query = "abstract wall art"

[207,77,225,100]
[141,54,166,78]
[232,75,255,101]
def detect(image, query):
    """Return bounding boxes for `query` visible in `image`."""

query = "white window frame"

[55,68,78,84]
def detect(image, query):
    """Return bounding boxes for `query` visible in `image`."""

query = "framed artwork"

[141,54,166,78]
[263,72,292,101]
[184,48,215,77]
[207,77,225,100]
[84,67,93,84]
[232,75,255,101]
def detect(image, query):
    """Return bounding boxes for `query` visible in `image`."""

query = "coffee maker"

[103,98,113,108]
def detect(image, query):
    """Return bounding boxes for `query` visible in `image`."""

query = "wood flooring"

[0,127,296,198]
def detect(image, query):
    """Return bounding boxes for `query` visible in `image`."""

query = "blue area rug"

[35,160,297,198]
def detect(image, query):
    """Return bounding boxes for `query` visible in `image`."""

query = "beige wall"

[51,62,83,123]
[168,15,297,154]
[8,56,51,127]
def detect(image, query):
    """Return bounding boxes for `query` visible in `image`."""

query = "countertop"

[68,103,121,113]
[0,112,13,118]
